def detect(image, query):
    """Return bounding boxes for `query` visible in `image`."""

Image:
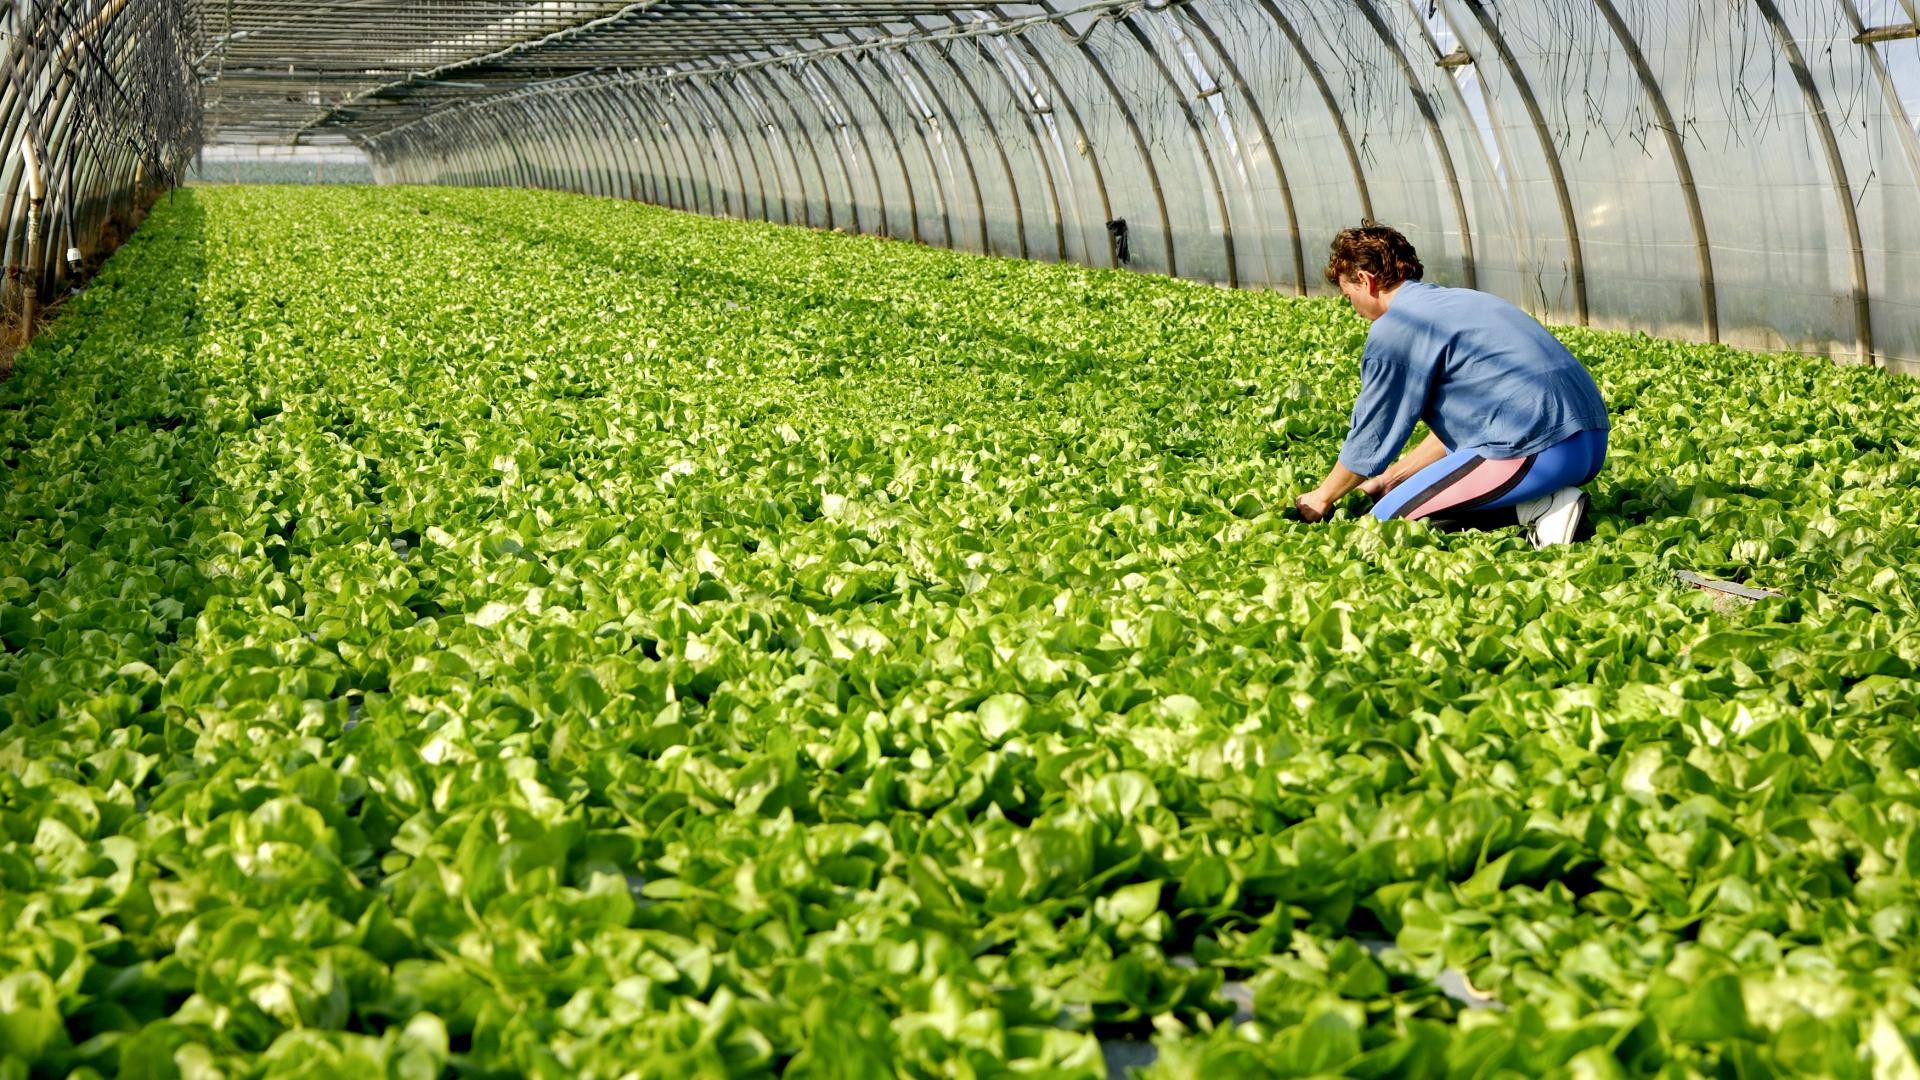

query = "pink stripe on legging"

[1405,457,1528,520]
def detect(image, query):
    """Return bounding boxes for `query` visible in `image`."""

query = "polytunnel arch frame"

[1349,0,1478,292]
[577,85,647,201]
[887,37,994,254]
[0,0,197,357]
[749,68,825,227]
[505,95,556,189]
[774,55,874,235]
[629,85,694,211]
[953,17,1071,263]
[1589,0,1719,345]
[611,86,673,206]
[581,88,638,199]
[456,105,517,189]
[701,71,767,216]
[673,76,748,216]
[553,90,613,197]
[791,52,896,238]
[1393,0,1538,302]
[642,77,710,208]
[1845,0,1920,185]
[734,63,837,229]
[1447,0,1592,326]
[608,87,668,204]
[709,68,795,225]
[842,37,959,247]
[908,28,1030,259]
[772,57,859,229]
[858,38,968,251]
[1001,13,1127,270]
[1751,0,1875,366]
[1170,1,1310,295]
[641,85,716,214]
[1109,4,1242,285]
[738,64,820,220]
[162,0,1920,377]
[460,108,516,188]
[690,71,774,222]
[824,44,931,243]
[1252,0,1379,227]
[527,94,587,192]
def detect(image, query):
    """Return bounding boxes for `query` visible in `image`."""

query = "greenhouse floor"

[4,186,1920,1077]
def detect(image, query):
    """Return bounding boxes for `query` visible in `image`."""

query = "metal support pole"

[745,65,838,229]
[1591,0,1718,343]
[1177,2,1307,293]
[1751,0,1874,365]
[19,124,45,347]
[1452,0,1591,325]
[828,51,927,242]
[996,15,1127,268]
[955,23,1066,260]
[1253,0,1375,221]
[1350,0,1477,290]
[913,29,1027,257]
[1115,13,1239,285]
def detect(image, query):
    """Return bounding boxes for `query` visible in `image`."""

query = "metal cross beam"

[190,0,1011,143]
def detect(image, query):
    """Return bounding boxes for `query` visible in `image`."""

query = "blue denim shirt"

[1337,282,1610,477]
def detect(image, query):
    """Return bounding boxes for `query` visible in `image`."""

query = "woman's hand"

[1295,463,1367,523]
[1357,474,1393,500]
[1295,489,1337,523]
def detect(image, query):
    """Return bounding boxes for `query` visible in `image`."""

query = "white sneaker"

[1515,486,1590,548]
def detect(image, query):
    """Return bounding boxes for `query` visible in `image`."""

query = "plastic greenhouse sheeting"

[204,0,1916,376]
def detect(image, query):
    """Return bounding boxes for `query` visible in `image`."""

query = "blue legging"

[1371,427,1608,522]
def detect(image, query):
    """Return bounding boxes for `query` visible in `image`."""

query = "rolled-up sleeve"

[1337,345,1429,477]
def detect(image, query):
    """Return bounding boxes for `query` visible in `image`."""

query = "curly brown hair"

[1324,221,1424,289]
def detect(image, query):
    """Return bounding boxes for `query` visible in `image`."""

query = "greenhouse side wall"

[364,0,1920,377]
[0,0,198,350]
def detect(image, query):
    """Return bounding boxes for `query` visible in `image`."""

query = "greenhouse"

[2,1,1919,1076]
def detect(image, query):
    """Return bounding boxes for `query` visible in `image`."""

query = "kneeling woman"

[1295,223,1610,547]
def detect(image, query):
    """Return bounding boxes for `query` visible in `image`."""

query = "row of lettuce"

[2,185,1918,1077]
